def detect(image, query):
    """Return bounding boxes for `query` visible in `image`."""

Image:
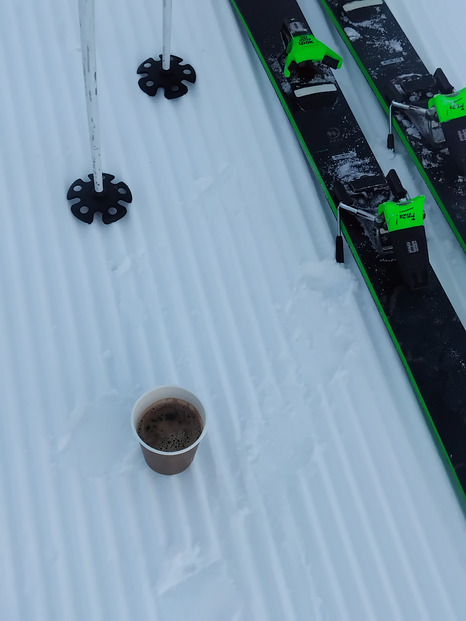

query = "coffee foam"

[137,398,203,452]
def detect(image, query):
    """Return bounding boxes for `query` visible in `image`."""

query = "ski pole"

[79,0,103,193]
[162,0,173,71]
[67,0,132,224]
[137,0,196,98]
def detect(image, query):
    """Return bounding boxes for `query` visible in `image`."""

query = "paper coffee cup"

[131,386,207,475]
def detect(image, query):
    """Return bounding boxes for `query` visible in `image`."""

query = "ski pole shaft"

[162,0,173,71]
[78,0,103,193]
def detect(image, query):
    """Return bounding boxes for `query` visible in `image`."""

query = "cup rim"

[131,386,207,456]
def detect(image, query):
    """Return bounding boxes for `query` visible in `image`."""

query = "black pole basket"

[137,55,196,99]
[67,173,133,224]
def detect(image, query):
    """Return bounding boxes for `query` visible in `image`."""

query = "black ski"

[228,0,466,499]
[318,0,466,253]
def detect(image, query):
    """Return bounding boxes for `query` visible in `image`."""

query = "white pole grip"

[162,0,173,71]
[78,0,103,192]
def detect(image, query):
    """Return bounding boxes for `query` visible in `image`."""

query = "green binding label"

[378,196,425,232]
[284,34,342,77]
[429,88,466,123]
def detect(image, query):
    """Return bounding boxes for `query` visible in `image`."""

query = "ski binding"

[280,19,342,110]
[335,171,429,290]
[386,70,466,176]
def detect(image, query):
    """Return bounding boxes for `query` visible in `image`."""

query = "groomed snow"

[0,0,465,619]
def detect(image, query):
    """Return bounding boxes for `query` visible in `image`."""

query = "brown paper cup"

[131,386,207,475]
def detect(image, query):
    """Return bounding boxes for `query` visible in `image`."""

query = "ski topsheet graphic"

[318,0,466,253]
[228,0,466,498]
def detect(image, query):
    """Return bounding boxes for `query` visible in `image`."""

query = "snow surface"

[1,0,466,619]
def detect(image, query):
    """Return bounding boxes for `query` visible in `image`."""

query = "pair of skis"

[229,0,466,500]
